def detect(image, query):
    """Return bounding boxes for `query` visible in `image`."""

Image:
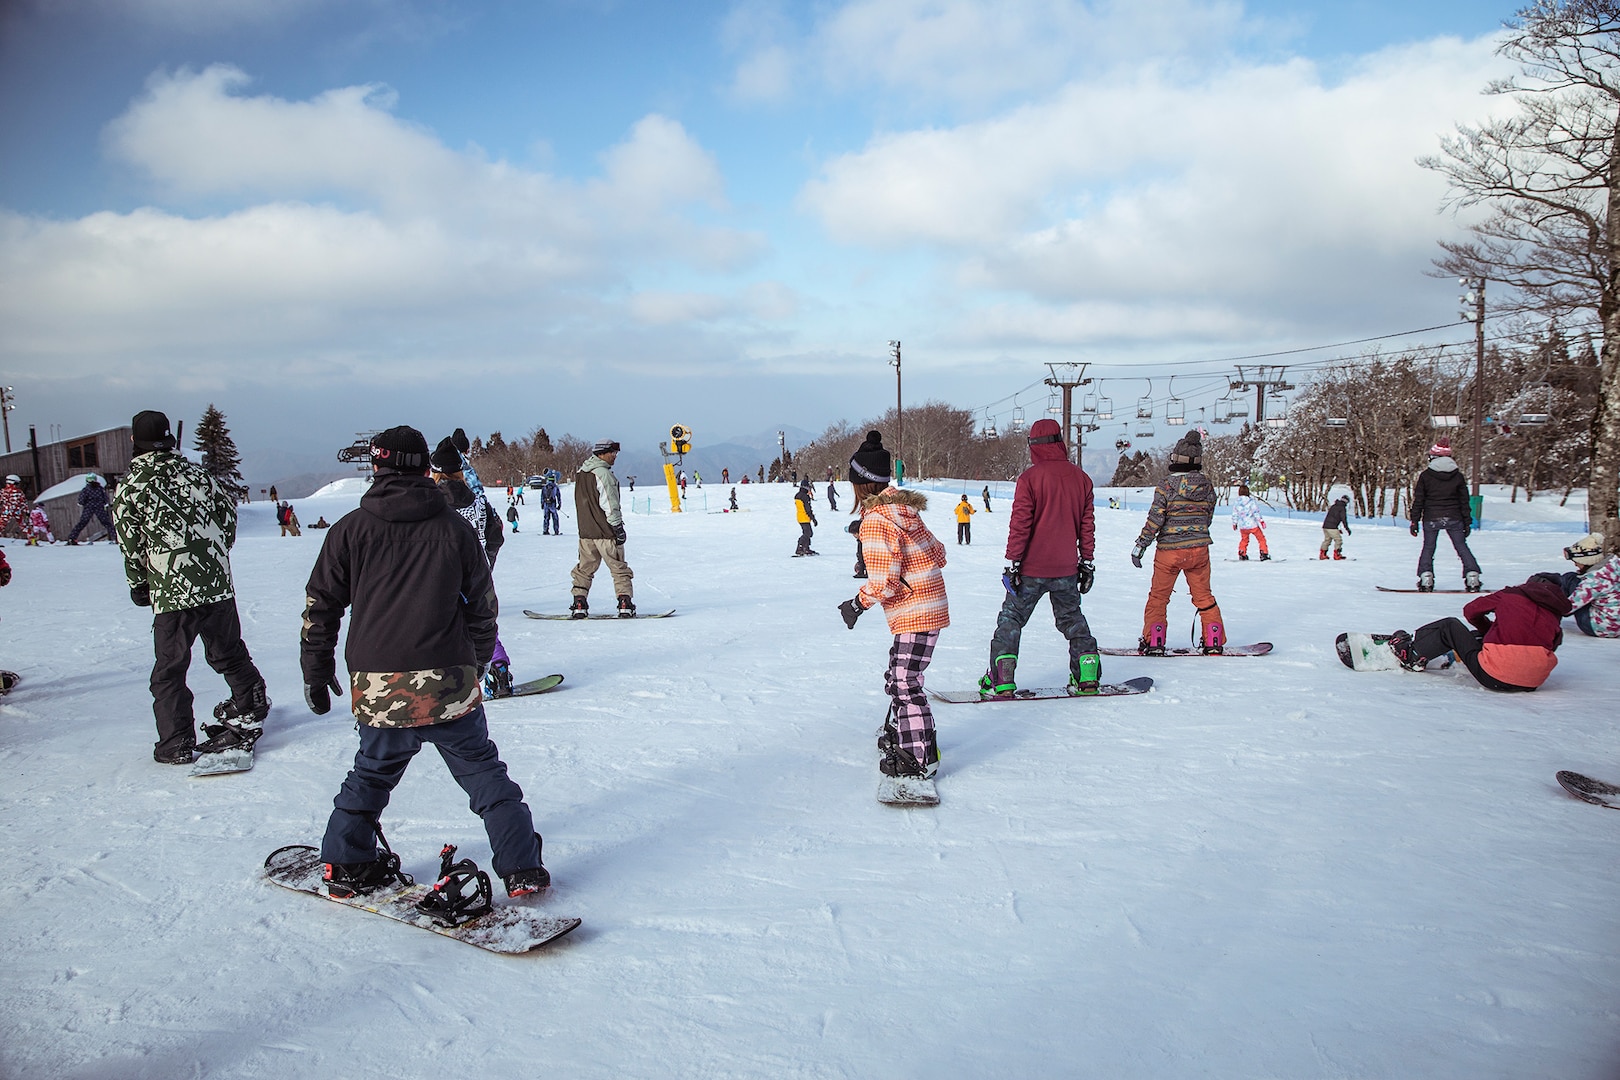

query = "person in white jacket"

[1231,485,1270,561]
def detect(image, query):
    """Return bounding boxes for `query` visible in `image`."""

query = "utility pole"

[1043,363,1092,463]
[887,341,902,476]
[1230,365,1294,427]
[1459,276,1486,498]
[0,385,15,454]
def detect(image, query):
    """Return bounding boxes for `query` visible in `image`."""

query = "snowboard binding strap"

[415,844,493,928]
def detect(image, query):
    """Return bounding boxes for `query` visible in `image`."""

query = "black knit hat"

[849,430,891,486]
[430,437,464,474]
[131,410,176,452]
[1168,429,1203,471]
[369,426,430,473]
[451,428,471,454]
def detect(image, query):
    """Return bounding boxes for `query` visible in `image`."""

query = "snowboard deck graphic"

[1556,771,1620,810]
[191,746,254,777]
[263,845,580,954]
[1099,643,1273,657]
[1336,632,1401,671]
[523,609,676,621]
[1375,586,1475,594]
[929,675,1154,704]
[878,775,939,807]
[487,674,565,699]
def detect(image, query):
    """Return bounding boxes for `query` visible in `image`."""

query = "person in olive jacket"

[300,425,550,900]
[1410,438,1482,593]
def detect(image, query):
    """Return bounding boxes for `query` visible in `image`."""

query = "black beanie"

[430,437,464,474]
[849,430,891,486]
[131,410,176,452]
[451,428,471,454]
[1168,429,1203,472]
[370,426,430,473]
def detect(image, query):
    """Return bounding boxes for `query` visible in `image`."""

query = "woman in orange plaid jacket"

[837,431,949,781]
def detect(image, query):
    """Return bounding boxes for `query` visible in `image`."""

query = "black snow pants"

[150,598,264,757]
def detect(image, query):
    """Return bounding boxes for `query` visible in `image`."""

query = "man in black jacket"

[1410,438,1482,592]
[301,426,550,898]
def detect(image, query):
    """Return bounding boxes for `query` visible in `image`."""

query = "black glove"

[1130,545,1145,569]
[130,583,151,607]
[1410,522,1420,537]
[838,598,865,629]
[611,523,627,544]
[1078,560,1095,594]
[1002,561,1022,594]
[1463,522,1471,538]
[304,674,343,716]
[1344,527,1352,537]
[811,516,819,527]
[847,520,861,536]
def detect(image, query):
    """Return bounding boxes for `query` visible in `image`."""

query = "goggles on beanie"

[370,445,427,469]
[1564,541,1603,561]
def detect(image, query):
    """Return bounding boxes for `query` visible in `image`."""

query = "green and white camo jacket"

[112,450,238,613]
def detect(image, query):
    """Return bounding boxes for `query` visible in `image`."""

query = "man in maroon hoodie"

[979,418,1101,697]
[1389,573,1571,691]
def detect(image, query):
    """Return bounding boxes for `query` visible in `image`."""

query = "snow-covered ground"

[1,477,1613,1079]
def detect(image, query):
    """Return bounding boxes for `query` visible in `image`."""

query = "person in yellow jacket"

[955,495,976,545]
[793,478,819,556]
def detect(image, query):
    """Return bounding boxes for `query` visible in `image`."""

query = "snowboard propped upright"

[263,845,580,954]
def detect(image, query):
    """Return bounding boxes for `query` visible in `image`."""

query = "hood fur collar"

[859,487,928,513]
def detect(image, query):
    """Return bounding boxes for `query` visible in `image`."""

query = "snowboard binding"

[415,844,494,928]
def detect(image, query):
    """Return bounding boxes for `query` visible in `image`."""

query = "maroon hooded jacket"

[1465,575,1573,689]
[1004,419,1095,578]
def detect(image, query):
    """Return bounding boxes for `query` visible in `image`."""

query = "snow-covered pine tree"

[193,404,248,503]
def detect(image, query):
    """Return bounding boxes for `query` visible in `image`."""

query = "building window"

[67,438,99,469]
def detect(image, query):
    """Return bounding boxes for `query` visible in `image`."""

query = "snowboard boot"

[617,594,636,618]
[483,660,514,699]
[1417,572,1435,593]
[1464,570,1482,593]
[1139,623,1167,656]
[1201,621,1225,656]
[323,854,407,899]
[1318,550,1329,560]
[978,654,1017,698]
[503,834,551,897]
[878,724,938,780]
[569,594,589,619]
[1259,553,1272,561]
[1238,553,1250,561]
[1386,630,1429,671]
[153,741,196,765]
[1068,652,1102,696]
[1333,551,1346,561]
[204,683,269,751]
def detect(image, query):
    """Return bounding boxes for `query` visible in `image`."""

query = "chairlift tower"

[1459,277,1486,498]
[1043,363,1092,463]
[1229,365,1294,427]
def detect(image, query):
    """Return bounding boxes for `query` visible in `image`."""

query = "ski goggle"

[1564,543,1602,562]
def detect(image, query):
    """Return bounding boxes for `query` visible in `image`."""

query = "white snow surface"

[1,479,1615,1079]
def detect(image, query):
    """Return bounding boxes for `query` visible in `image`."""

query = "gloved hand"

[611,523,627,544]
[1002,561,1022,594]
[838,597,865,629]
[1232,523,1238,531]
[1463,522,1471,537]
[812,516,819,527]
[1410,522,1420,537]
[1130,545,1146,569]
[1078,560,1095,594]
[130,583,151,607]
[847,520,861,535]
[305,674,343,716]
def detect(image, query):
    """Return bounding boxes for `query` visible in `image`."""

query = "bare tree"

[1420,0,1620,545]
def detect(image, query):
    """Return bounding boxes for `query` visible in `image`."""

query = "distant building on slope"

[0,424,134,538]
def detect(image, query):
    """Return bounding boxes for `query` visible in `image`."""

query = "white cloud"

[1,67,770,382]
[799,35,1516,346]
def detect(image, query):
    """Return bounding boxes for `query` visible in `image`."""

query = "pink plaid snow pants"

[885,631,939,764]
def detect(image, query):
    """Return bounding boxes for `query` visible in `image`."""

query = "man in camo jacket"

[299,425,550,899]
[111,410,268,765]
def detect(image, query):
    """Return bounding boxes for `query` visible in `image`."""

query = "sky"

[0,0,1517,481]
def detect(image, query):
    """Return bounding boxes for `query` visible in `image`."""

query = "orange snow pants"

[1142,546,1224,640]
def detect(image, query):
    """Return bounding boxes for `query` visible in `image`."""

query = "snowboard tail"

[487,674,565,699]
[1556,771,1620,810]
[191,745,254,776]
[930,676,1154,704]
[263,845,580,953]
[878,775,939,806]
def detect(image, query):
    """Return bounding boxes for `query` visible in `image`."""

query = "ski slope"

[1,478,1614,1079]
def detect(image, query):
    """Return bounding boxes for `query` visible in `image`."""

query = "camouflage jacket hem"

[350,666,483,728]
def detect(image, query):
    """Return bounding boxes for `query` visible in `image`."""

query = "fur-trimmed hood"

[858,487,928,514]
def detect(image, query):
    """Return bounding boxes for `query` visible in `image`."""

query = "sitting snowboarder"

[1386,573,1571,692]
